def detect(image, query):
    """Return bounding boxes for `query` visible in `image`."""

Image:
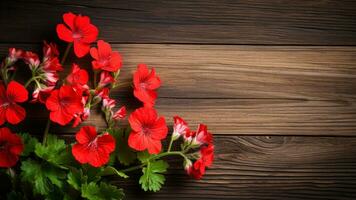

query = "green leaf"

[137,151,152,163]
[35,134,71,166]
[67,169,83,191]
[139,160,169,192]
[20,133,39,157]
[98,166,129,179]
[81,182,124,200]
[109,128,136,166]
[21,159,66,195]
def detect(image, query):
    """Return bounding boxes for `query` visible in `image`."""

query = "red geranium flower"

[56,12,98,58]
[98,71,114,88]
[172,116,190,140]
[185,124,213,146]
[113,106,126,120]
[72,126,115,167]
[0,81,28,125]
[186,144,214,179]
[133,64,161,107]
[66,64,89,86]
[46,85,83,125]
[0,127,24,168]
[90,40,122,72]
[128,107,168,154]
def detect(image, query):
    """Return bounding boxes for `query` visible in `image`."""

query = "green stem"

[41,43,72,144]
[7,168,16,189]
[61,43,72,65]
[121,164,145,173]
[42,118,51,144]
[167,135,175,152]
[93,70,98,88]
[120,151,188,173]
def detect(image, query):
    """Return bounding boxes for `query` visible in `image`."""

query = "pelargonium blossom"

[56,12,98,58]
[0,127,24,168]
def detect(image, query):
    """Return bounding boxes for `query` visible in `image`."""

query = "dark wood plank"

[1,0,356,44]
[106,135,356,200]
[2,44,355,136]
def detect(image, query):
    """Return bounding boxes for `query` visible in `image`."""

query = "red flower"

[186,124,213,146]
[0,127,24,168]
[90,40,122,72]
[72,126,115,167]
[7,48,23,64]
[56,12,98,58]
[98,71,114,88]
[66,64,89,86]
[46,85,83,126]
[113,106,126,120]
[186,144,214,179]
[22,51,40,69]
[32,86,54,104]
[0,81,28,125]
[173,116,190,140]
[133,64,161,107]
[128,107,168,154]
[42,41,62,72]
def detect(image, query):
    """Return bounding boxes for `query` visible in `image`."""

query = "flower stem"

[167,135,175,152]
[61,43,72,65]
[42,118,51,144]
[119,151,188,174]
[41,43,72,144]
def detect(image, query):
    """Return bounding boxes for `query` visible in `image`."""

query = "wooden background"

[1,0,356,199]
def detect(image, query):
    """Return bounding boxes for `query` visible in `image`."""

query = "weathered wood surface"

[1,0,356,44]
[113,135,356,200]
[1,0,356,199]
[2,44,356,136]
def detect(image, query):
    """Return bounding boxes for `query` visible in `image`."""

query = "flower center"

[0,141,7,150]
[72,32,83,40]
[142,127,151,135]
[88,137,98,149]
[1,102,9,108]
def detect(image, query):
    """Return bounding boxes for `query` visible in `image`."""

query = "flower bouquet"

[0,12,214,200]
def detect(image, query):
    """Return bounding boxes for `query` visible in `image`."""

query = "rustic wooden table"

[1,0,356,199]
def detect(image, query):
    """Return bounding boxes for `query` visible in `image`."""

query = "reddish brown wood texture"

[1,0,356,199]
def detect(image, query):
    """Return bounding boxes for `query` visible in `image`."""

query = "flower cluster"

[0,12,215,200]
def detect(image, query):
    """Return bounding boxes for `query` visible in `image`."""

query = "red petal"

[97,40,111,58]
[0,151,19,168]
[74,41,90,58]
[146,139,162,154]
[6,104,26,124]
[56,24,74,42]
[7,81,28,103]
[128,131,147,151]
[0,107,6,125]
[90,47,99,60]
[97,133,116,154]
[45,90,60,111]
[88,148,110,167]
[72,143,89,164]
[76,126,97,144]
[49,108,73,125]
[81,24,99,44]
[63,12,76,30]
[150,117,168,140]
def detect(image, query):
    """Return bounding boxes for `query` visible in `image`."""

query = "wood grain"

[1,0,356,44]
[109,135,356,199]
[2,44,355,136]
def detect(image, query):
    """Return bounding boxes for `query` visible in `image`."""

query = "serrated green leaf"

[98,166,129,179]
[109,128,136,166]
[137,151,152,163]
[34,135,71,166]
[20,133,39,157]
[81,182,124,200]
[21,159,66,195]
[139,160,169,192]
[67,169,82,191]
